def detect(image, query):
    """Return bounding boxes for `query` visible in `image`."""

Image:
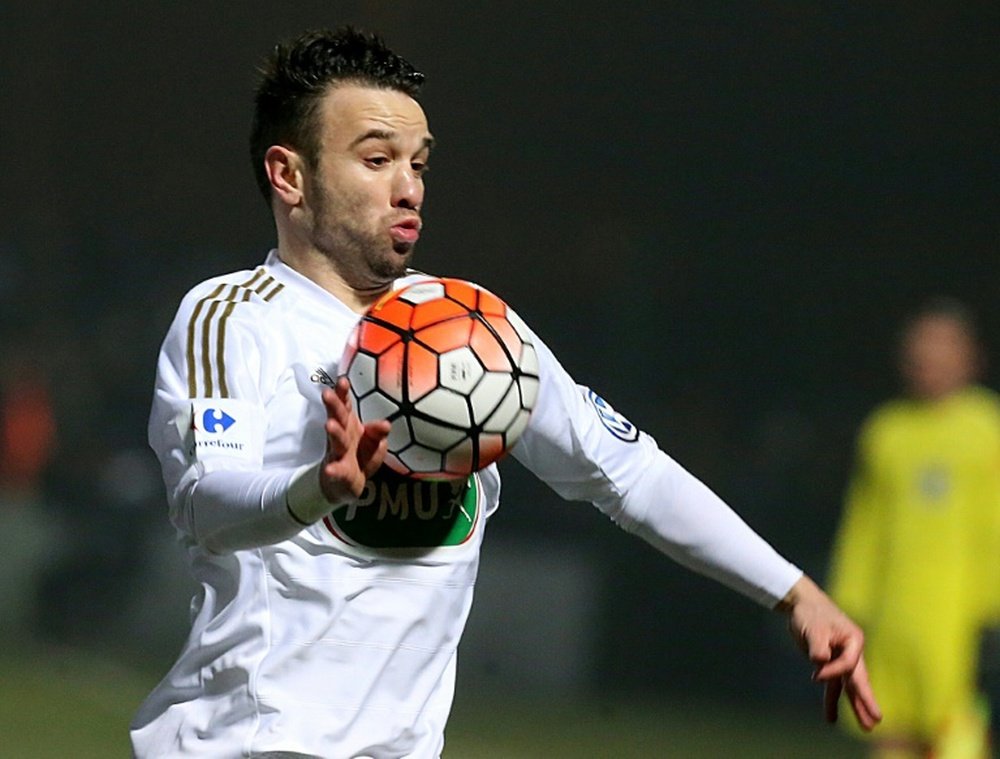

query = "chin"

[372,258,411,282]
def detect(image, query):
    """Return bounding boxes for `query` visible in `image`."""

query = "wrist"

[286,460,330,524]
[774,572,813,613]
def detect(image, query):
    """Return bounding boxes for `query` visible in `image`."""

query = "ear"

[264,145,305,207]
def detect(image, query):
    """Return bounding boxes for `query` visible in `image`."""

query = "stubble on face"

[307,171,413,290]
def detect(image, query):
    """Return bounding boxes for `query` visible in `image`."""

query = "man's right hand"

[318,377,391,505]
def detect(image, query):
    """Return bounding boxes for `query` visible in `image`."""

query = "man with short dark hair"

[131,27,880,757]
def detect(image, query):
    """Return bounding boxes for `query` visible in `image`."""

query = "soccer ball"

[339,278,540,479]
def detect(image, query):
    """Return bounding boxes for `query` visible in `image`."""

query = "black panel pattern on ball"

[344,281,541,478]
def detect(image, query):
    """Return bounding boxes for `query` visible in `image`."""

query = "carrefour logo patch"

[201,408,236,433]
[188,399,259,463]
[586,389,639,442]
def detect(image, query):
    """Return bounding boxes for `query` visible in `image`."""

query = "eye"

[411,161,429,177]
[365,155,389,168]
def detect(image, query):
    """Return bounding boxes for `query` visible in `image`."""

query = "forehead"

[316,84,430,146]
[904,315,973,350]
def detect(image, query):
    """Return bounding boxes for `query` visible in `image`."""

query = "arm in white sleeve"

[609,449,803,607]
[150,386,335,553]
[166,460,331,553]
[512,328,802,608]
[147,281,333,553]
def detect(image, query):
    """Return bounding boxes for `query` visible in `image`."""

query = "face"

[899,314,978,401]
[302,84,433,290]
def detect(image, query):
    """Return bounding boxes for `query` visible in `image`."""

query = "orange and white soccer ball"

[339,278,540,479]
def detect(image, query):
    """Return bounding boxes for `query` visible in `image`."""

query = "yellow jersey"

[830,386,1000,738]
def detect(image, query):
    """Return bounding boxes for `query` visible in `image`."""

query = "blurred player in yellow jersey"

[830,298,1000,759]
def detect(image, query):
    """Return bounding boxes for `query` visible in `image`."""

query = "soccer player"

[131,27,881,757]
[830,299,1000,759]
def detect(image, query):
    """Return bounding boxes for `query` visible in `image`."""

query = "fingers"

[804,633,832,668]
[321,379,354,418]
[820,655,882,732]
[843,656,882,731]
[823,676,843,724]
[813,632,862,681]
[358,421,391,476]
[322,381,353,420]
[318,381,391,500]
[322,381,365,458]
[780,577,881,733]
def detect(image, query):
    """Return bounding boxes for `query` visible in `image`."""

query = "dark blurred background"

[1,0,996,740]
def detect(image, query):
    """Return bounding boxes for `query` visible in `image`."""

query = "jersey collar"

[264,249,360,319]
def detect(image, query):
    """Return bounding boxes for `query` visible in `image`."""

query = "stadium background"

[0,3,996,756]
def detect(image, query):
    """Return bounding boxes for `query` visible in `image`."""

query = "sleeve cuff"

[285,460,331,524]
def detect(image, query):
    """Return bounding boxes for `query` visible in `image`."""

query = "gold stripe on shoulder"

[262,281,285,301]
[214,286,255,398]
[186,269,266,398]
[241,272,286,303]
[215,299,238,398]
[204,273,265,398]
[186,283,226,398]
[200,296,226,398]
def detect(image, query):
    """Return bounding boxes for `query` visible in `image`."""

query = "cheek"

[314,181,363,221]
[339,175,391,215]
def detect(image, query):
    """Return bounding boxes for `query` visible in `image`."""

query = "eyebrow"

[349,129,435,152]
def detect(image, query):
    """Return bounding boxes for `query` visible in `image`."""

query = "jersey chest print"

[323,467,480,549]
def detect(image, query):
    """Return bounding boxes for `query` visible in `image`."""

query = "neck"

[285,248,390,313]
[911,385,969,404]
[276,229,390,314]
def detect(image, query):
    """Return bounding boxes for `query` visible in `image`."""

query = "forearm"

[512,335,801,606]
[615,449,803,608]
[175,462,331,552]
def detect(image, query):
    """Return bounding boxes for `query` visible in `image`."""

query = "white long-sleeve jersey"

[131,250,802,758]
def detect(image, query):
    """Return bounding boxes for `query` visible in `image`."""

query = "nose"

[391,165,423,211]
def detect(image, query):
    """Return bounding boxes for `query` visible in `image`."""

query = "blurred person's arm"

[828,420,885,626]
[977,397,1000,624]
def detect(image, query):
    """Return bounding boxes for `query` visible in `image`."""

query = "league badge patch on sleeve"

[188,399,263,465]
[585,389,639,442]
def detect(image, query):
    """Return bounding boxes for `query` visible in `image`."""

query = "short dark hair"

[249,27,425,203]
